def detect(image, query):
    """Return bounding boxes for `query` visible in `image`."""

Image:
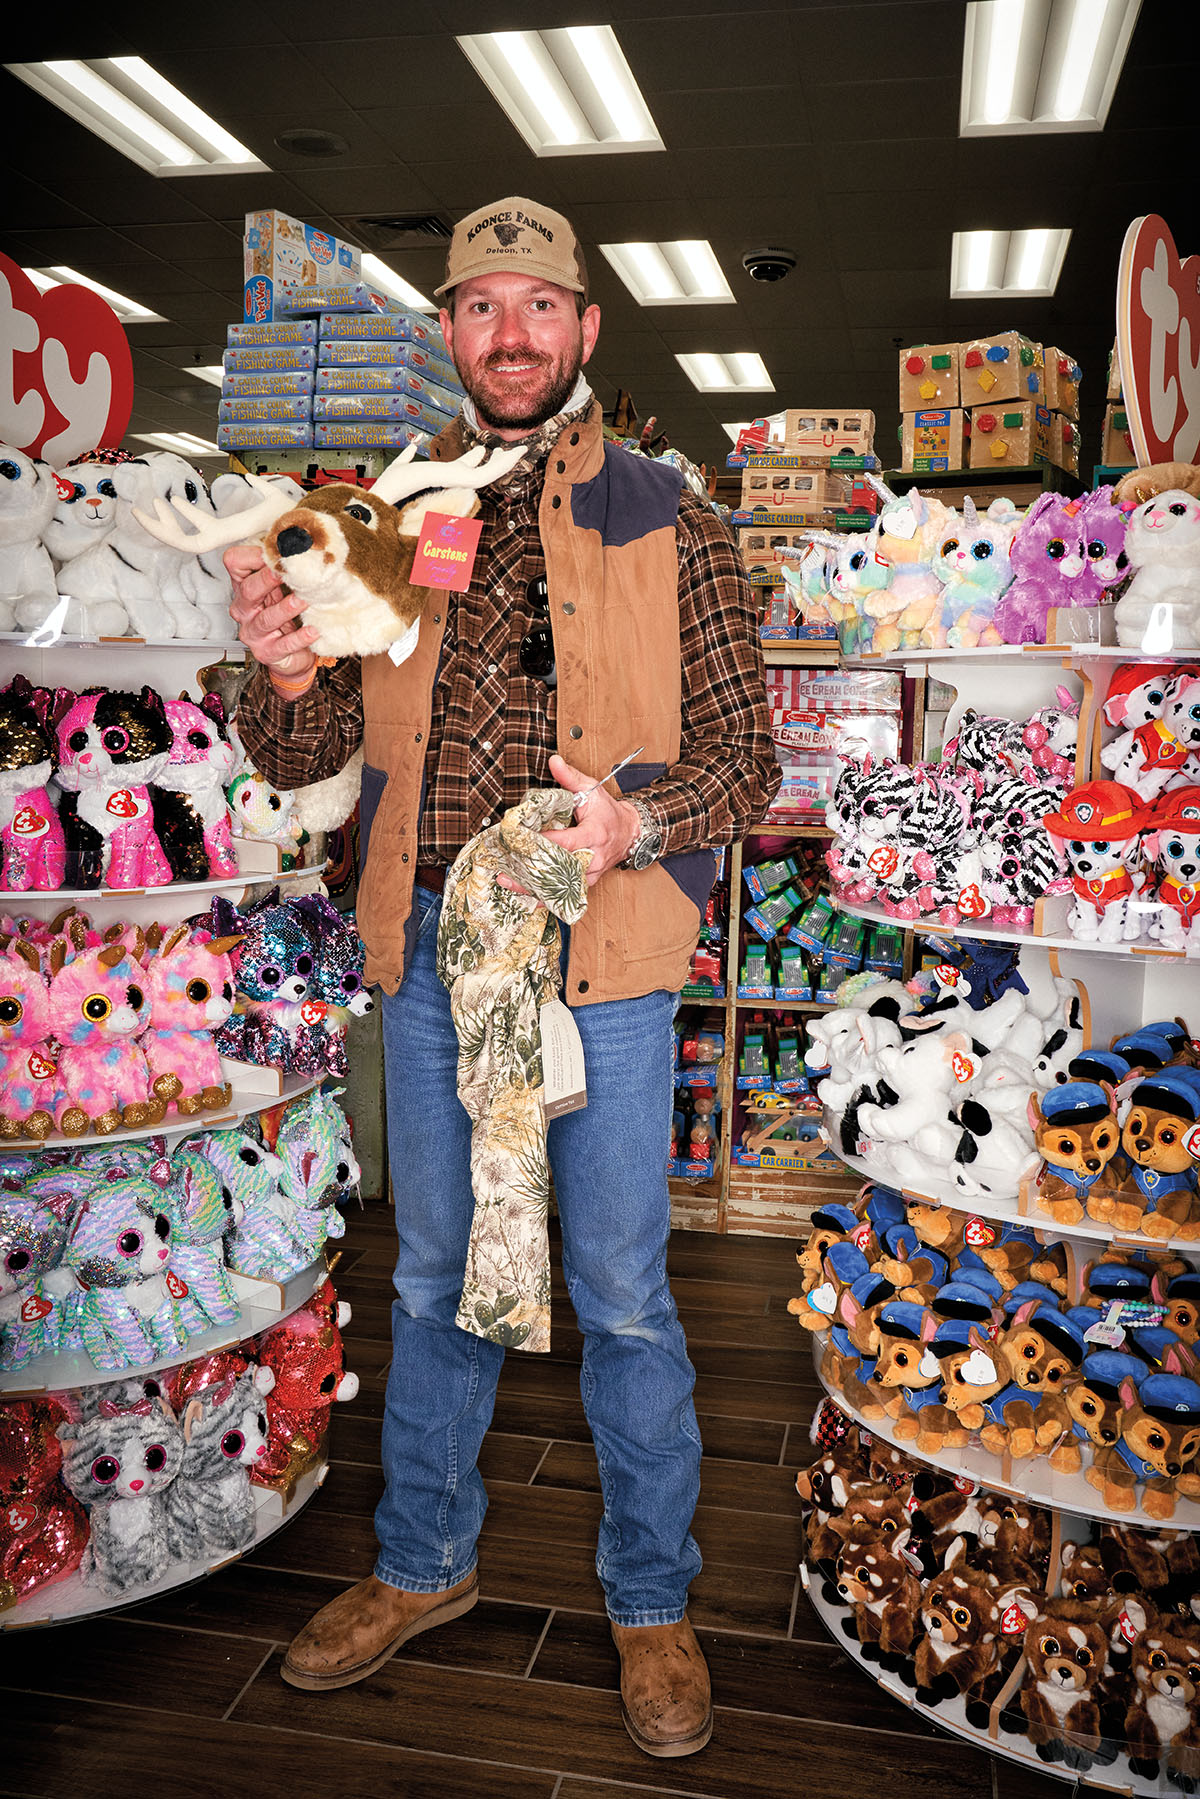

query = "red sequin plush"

[165,1351,250,1411]
[0,1398,88,1610]
[251,1279,358,1495]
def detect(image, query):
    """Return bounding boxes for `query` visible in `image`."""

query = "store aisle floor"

[3,1201,1064,1799]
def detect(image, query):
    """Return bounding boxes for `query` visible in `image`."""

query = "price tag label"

[411,511,483,591]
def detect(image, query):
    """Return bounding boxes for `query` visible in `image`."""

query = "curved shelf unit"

[824,1123,1200,1258]
[811,1341,1200,1533]
[844,644,1200,672]
[0,1255,329,1399]
[0,633,245,653]
[0,1457,328,1632]
[831,894,1188,963]
[1,857,326,912]
[800,1559,1173,1797]
[0,1070,319,1158]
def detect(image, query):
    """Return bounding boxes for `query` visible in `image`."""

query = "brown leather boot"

[281,1570,478,1691]
[610,1615,713,1757]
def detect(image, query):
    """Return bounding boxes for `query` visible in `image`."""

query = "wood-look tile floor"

[2,1202,1069,1799]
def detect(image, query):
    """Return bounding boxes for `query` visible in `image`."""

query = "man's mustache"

[483,348,551,369]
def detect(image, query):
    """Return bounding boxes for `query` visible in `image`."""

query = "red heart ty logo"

[20,1293,54,1323]
[964,1217,996,1247]
[166,1271,189,1300]
[0,251,134,462]
[27,1051,56,1081]
[1000,1603,1026,1637]
[867,845,899,877]
[957,883,989,918]
[300,1001,327,1026]
[6,1502,38,1535]
[1117,214,1200,465]
[106,790,139,818]
[12,806,48,836]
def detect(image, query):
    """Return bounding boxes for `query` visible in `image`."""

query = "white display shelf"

[0,632,244,653]
[0,1256,327,1398]
[0,856,326,911]
[812,1343,1200,1533]
[846,644,1200,671]
[832,894,1188,963]
[800,1561,1175,1797]
[0,1457,327,1631]
[0,1070,319,1158]
[824,1124,1200,1258]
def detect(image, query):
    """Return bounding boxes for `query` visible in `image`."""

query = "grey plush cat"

[166,1364,275,1561]
[57,1380,183,1594]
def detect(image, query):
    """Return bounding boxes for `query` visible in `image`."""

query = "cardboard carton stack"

[218,320,317,452]
[898,334,1082,477]
[313,310,463,452]
[728,410,878,641]
[1101,337,1136,473]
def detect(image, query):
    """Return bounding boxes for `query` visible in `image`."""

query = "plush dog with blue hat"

[978,1299,1086,1461]
[825,1268,898,1421]
[1048,1348,1147,1475]
[789,1237,870,1333]
[871,1297,969,1454]
[792,1201,870,1308]
[1105,1066,1200,1240]
[873,1222,949,1305]
[1087,1348,1200,1519]
[928,1315,1006,1431]
[1028,1080,1122,1225]
[956,1216,1068,1295]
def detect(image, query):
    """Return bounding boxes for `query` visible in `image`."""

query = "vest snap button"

[433,615,441,624]
[402,853,409,863]
[577,980,589,994]
[570,433,579,445]
[569,725,582,739]
[414,732,422,742]
[556,460,565,474]
[551,494,561,509]
[562,601,575,615]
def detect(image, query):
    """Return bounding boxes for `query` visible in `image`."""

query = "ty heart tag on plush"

[959,1348,998,1386]
[934,963,961,988]
[953,1476,979,1496]
[1184,1122,1200,1160]
[808,1281,837,1316]
[1117,213,1200,465]
[11,806,49,838]
[6,1501,38,1538]
[1119,1608,1138,1646]
[952,1052,976,1084]
[300,1000,328,1027]
[867,845,899,878]
[165,1271,189,1300]
[19,1293,53,1324]
[26,1050,55,1081]
[964,1217,996,1247]
[105,789,145,820]
[851,1223,873,1250]
[1000,1602,1027,1638]
[957,883,990,919]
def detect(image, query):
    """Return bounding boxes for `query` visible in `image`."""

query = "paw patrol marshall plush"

[1043,781,1150,943]
[1146,786,1200,951]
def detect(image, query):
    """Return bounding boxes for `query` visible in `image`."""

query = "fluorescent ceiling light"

[24,265,164,323]
[677,352,774,393]
[5,57,268,175]
[182,365,225,387]
[136,431,222,458]
[960,0,1141,135]
[950,227,1071,297]
[457,27,664,156]
[599,239,734,306]
[360,254,435,313]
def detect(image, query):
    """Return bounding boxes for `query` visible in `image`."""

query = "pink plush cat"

[157,696,238,879]
[139,922,241,1113]
[51,687,175,890]
[47,928,179,1133]
[993,493,1092,645]
[0,939,59,1138]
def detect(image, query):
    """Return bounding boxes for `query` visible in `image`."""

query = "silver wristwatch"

[624,795,664,871]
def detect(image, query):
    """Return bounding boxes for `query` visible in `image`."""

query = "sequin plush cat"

[60,1171,186,1371]
[51,687,179,889]
[166,1364,274,1560]
[57,1380,184,1593]
[0,676,66,892]
[155,694,237,880]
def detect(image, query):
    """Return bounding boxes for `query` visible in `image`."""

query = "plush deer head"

[132,442,527,665]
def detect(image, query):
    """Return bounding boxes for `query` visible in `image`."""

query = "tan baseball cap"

[435,196,588,299]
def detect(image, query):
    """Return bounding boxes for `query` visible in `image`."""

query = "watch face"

[631,828,664,870]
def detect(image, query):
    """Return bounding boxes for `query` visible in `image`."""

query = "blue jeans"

[373,883,703,1626]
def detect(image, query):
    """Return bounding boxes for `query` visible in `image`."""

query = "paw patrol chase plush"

[1029,1082,1122,1225]
[1105,1067,1200,1240]
[1088,1366,1200,1519]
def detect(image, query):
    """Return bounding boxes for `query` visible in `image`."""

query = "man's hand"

[541,754,640,886]
[225,542,318,682]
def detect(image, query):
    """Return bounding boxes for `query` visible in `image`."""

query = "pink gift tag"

[411,512,483,591]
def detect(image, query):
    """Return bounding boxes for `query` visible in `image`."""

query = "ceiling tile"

[620,16,802,90]
[315,35,482,110]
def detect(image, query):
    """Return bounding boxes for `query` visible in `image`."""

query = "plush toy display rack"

[799,1565,1182,1799]
[801,636,1200,1790]
[1,628,347,1632]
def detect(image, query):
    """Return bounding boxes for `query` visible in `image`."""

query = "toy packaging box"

[313,392,432,423]
[1042,347,1082,418]
[1045,412,1081,475]
[765,666,902,712]
[224,344,318,374]
[1102,402,1136,466]
[312,421,430,450]
[219,395,313,425]
[217,421,315,450]
[277,283,405,320]
[782,410,875,457]
[320,309,433,343]
[959,332,1044,406]
[315,341,458,386]
[315,367,462,411]
[221,370,315,398]
[740,465,878,515]
[243,209,360,324]
[968,400,1050,468]
[900,407,969,473]
[227,319,317,348]
[898,344,958,410]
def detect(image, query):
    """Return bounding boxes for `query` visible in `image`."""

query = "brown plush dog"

[1016,1595,1112,1769]
[795,1426,871,1565]
[1123,1597,1200,1785]
[1103,1074,1200,1240]
[915,1536,1029,1705]
[872,1302,967,1454]
[976,1498,1051,1589]
[977,1301,1081,1462]
[831,1278,899,1421]
[1028,1085,1121,1226]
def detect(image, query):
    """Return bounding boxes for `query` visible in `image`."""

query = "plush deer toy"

[133,442,527,666]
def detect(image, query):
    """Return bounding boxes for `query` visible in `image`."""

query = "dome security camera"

[742,247,797,283]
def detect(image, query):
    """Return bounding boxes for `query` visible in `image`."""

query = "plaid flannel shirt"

[238,415,779,865]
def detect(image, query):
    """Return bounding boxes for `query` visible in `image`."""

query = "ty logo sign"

[1117,214,1200,466]
[0,251,134,463]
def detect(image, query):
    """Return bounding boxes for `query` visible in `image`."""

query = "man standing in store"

[228,196,778,1759]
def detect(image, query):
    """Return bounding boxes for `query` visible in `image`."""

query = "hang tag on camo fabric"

[540,997,587,1121]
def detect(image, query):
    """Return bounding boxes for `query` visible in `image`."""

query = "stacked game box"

[314,309,464,453]
[898,334,1083,476]
[218,319,317,451]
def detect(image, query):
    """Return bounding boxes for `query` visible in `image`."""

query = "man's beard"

[455,339,583,431]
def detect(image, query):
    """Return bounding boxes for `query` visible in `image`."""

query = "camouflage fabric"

[436,788,591,1353]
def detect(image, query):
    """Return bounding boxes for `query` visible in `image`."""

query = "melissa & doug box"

[1042,347,1081,418]
[958,333,1044,407]
[243,209,360,324]
[968,401,1050,468]
[898,344,958,410]
[900,407,969,473]
[783,409,874,457]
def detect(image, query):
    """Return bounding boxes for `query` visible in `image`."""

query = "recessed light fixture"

[135,431,223,458]
[960,0,1141,135]
[599,241,734,306]
[677,352,773,394]
[457,27,663,156]
[181,365,225,387]
[950,227,1071,297]
[24,266,165,324]
[5,56,267,174]
[360,253,435,313]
